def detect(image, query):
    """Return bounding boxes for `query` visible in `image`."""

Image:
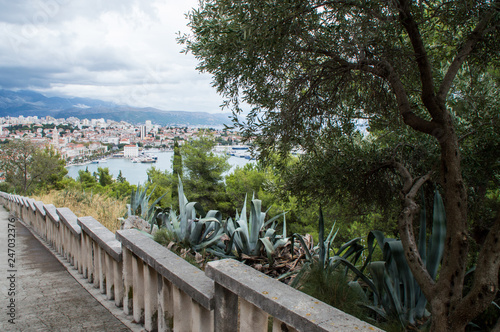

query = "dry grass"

[33,189,127,233]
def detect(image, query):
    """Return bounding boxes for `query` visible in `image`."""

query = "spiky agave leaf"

[224,195,288,259]
[155,177,225,253]
[427,190,446,280]
[146,191,169,232]
[318,207,326,270]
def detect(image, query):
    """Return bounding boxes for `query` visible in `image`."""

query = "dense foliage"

[182,134,230,211]
[3,121,497,329]
[181,1,500,330]
[0,140,67,194]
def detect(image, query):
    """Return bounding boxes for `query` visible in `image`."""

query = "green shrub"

[153,228,176,246]
[297,262,367,319]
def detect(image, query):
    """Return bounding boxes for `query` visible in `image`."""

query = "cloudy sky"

[0,0,227,113]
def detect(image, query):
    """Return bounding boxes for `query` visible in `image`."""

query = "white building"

[104,137,120,145]
[89,142,107,154]
[124,144,139,158]
[140,125,147,140]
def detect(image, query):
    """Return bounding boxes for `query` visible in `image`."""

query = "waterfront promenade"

[0,207,133,332]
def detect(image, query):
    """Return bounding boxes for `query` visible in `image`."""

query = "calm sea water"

[65,151,254,185]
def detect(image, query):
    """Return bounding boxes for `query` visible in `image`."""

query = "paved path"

[0,207,131,332]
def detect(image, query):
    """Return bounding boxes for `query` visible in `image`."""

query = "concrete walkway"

[0,207,132,332]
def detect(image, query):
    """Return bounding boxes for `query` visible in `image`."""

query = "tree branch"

[437,8,498,101]
[392,161,413,194]
[396,0,442,122]
[393,163,436,299]
[377,60,442,136]
[408,171,432,198]
[357,59,443,137]
[301,40,443,137]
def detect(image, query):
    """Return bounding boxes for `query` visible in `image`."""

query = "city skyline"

[0,114,245,163]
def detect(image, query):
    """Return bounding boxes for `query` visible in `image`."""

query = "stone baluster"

[77,216,123,307]
[116,229,214,332]
[57,208,82,270]
[44,204,60,253]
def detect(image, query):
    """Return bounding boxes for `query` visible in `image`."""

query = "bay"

[65,151,254,185]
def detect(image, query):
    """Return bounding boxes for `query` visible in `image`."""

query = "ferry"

[140,157,156,164]
[131,154,157,163]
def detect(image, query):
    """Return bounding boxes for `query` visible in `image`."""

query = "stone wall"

[1,193,382,332]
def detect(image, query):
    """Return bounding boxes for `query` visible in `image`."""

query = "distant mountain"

[0,89,232,126]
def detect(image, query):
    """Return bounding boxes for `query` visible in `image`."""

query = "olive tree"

[180,1,500,330]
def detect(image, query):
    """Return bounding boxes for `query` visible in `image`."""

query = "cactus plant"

[349,190,446,328]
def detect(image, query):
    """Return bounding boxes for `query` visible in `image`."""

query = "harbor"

[65,149,254,185]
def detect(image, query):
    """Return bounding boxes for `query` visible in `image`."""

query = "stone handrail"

[116,229,215,331]
[57,207,82,270]
[0,192,382,332]
[44,203,62,253]
[78,215,123,307]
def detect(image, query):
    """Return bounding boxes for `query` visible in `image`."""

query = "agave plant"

[290,191,446,330]
[156,177,224,251]
[303,192,446,328]
[289,207,367,287]
[338,190,446,329]
[210,194,287,262]
[127,183,167,233]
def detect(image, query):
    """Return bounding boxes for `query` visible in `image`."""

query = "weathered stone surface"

[116,229,214,310]
[206,259,383,332]
[26,198,33,210]
[22,197,30,209]
[0,207,131,332]
[214,282,238,332]
[120,215,158,233]
[44,204,59,226]
[33,201,46,217]
[27,198,36,212]
[78,215,122,261]
[57,207,81,236]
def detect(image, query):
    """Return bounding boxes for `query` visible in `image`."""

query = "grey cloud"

[0,0,144,25]
[71,46,136,72]
[0,66,60,89]
[0,0,225,112]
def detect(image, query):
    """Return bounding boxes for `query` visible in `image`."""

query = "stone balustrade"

[57,207,82,270]
[34,200,47,240]
[44,203,62,254]
[116,229,215,331]
[0,192,382,332]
